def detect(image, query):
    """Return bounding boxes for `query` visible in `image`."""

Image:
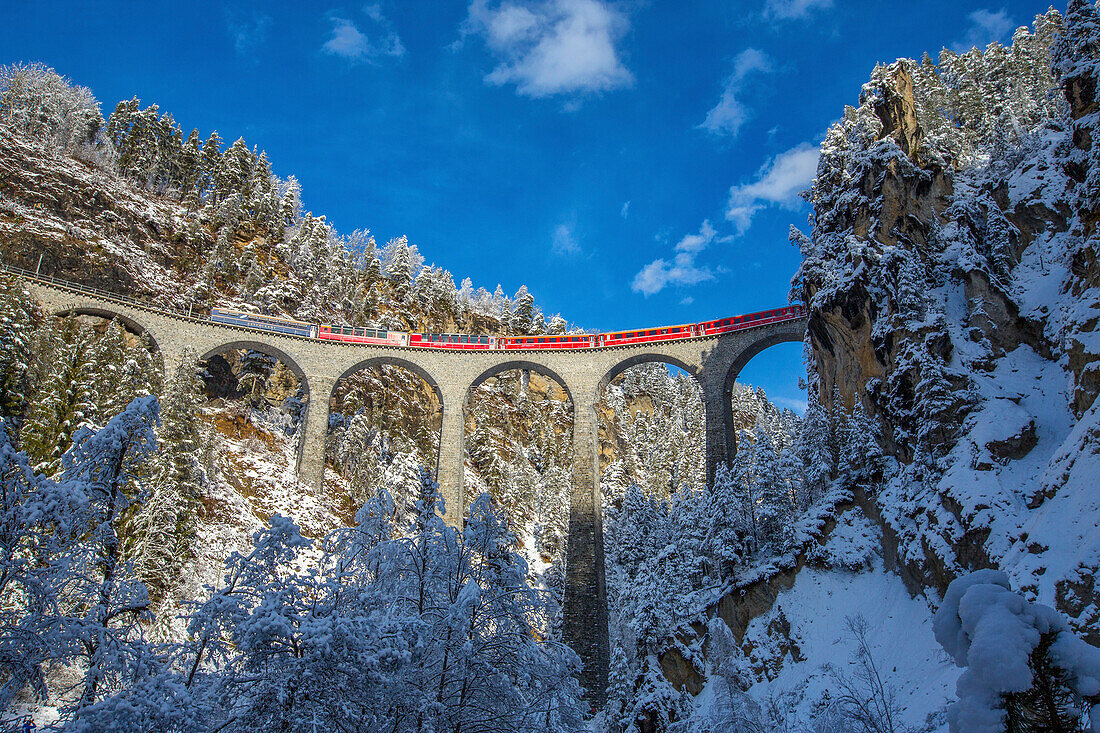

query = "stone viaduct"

[11,268,806,702]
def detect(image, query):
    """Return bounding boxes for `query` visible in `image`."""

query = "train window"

[538,338,546,344]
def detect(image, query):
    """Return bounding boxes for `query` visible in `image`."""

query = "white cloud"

[463,0,633,98]
[951,8,1015,52]
[552,222,580,255]
[726,142,819,234]
[679,296,694,305]
[763,0,833,21]
[699,48,772,137]
[620,200,630,219]
[227,11,271,55]
[674,219,717,254]
[322,10,405,62]
[775,396,808,413]
[631,220,719,296]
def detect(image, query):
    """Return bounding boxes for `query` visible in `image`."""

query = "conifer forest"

[1,2,1100,731]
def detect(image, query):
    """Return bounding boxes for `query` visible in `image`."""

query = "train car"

[500,334,597,350]
[597,323,697,348]
[210,307,315,338]
[698,305,806,336]
[408,333,495,350]
[317,324,407,346]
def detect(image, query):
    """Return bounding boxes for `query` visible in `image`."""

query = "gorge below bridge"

[12,266,807,702]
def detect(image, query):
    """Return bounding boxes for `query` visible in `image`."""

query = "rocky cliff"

[792,7,1100,637]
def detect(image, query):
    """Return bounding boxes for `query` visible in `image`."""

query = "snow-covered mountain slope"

[611,7,1100,731]
[736,510,958,731]
[791,5,1100,635]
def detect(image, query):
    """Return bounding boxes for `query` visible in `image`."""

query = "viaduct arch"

[54,306,164,354]
[13,267,806,704]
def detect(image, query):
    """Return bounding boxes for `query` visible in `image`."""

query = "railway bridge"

[10,267,806,703]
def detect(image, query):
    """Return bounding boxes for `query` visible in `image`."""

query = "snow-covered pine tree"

[751,429,795,552]
[21,318,100,475]
[0,424,82,707]
[178,128,203,207]
[240,253,265,301]
[382,235,415,308]
[1054,0,1100,210]
[199,131,223,202]
[707,462,748,577]
[511,284,536,334]
[934,570,1100,732]
[0,276,39,422]
[455,493,583,731]
[90,320,160,421]
[236,349,274,408]
[218,137,255,204]
[276,175,302,234]
[0,63,104,156]
[414,265,458,332]
[53,396,160,718]
[247,149,278,228]
[124,350,204,604]
[729,435,763,556]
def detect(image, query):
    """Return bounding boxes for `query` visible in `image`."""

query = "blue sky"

[4,0,1053,412]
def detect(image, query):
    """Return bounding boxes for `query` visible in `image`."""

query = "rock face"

[791,8,1100,631]
[0,127,209,300]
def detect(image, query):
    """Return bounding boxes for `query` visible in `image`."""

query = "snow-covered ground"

[735,510,959,731]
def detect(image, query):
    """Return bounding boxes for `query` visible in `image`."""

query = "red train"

[407,333,495,349]
[210,304,806,351]
[501,335,597,350]
[317,324,406,346]
[698,305,806,337]
[599,323,698,347]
